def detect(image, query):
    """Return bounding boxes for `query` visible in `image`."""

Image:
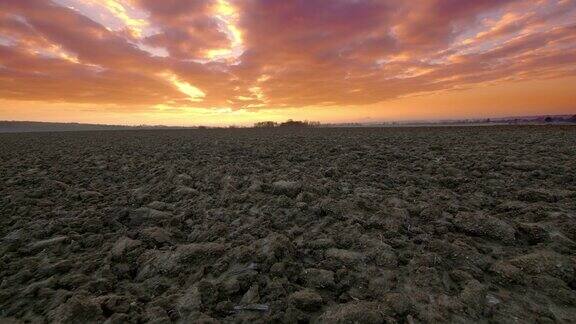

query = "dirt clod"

[1,127,575,322]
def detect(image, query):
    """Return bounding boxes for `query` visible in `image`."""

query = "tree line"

[253,119,321,128]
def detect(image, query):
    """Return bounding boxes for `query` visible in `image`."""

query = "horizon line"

[2,112,575,128]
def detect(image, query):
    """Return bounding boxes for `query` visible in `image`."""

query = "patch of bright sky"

[148,105,292,126]
[1,33,82,64]
[159,72,206,102]
[53,0,171,58]
[53,0,158,38]
[205,0,244,63]
[34,45,80,63]
[135,43,169,57]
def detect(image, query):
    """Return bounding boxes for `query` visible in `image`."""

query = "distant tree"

[569,115,576,123]
[254,121,278,128]
[280,119,300,127]
[544,116,553,123]
[279,119,321,127]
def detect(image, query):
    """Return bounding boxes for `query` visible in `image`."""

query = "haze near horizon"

[1,0,575,126]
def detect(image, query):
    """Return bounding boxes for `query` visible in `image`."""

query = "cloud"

[0,0,575,111]
[137,0,233,60]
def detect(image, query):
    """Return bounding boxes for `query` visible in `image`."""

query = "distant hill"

[0,121,193,133]
[325,114,576,127]
[491,114,576,124]
[1,114,575,133]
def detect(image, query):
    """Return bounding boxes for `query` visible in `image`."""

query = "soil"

[1,126,575,323]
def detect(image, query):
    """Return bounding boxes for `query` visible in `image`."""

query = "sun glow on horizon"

[1,0,575,125]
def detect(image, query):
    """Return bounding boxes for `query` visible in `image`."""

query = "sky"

[0,0,575,126]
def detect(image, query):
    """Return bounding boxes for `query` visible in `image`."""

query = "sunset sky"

[1,0,575,126]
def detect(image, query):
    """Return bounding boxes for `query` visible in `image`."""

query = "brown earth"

[1,126,575,323]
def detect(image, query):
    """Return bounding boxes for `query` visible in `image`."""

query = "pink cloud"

[0,0,574,110]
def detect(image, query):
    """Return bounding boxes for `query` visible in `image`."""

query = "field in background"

[1,114,575,133]
[1,126,575,322]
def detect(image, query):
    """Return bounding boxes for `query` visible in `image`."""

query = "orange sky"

[1,0,575,126]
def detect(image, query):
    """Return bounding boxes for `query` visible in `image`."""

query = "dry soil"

[1,126,575,323]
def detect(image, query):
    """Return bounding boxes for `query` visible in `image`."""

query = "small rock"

[253,233,293,265]
[233,304,270,312]
[517,223,549,244]
[99,294,132,314]
[175,173,193,185]
[318,301,388,323]
[80,191,102,199]
[490,261,524,284]
[27,236,68,251]
[177,281,221,316]
[510,251,574,283]
[306,238,335,249]
[240,284,260,304]
[450,270,475,283]
[129,208,172,227]
[137,243,227,279]
[496,201,528,213]
[326,248,365,265]
[111,237,142,258]
[140,227,172,245]
[104,313,131,324]
[21,276,57,297]
[215,300,234,314]
[131,187,149,201]
[3,229,24,243]
[221,276,241,295]
[147,201,174,211]
[458,280,487,317]
[372,249,398,268]
[247,180,263,192]
[271,180,302,197]
[453,212,515,243]
[143,306,170,323]
[304,268,335,288]
[383,292,413,316]
[174,186,198,197]
[368,273,396,297]
[48,295,104,323]
[314,198,343,216]
[289,289,323,311]
[517,188,558,203]
[177,285,202,315]
[502,161,538,171]
[486,293,501,306]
